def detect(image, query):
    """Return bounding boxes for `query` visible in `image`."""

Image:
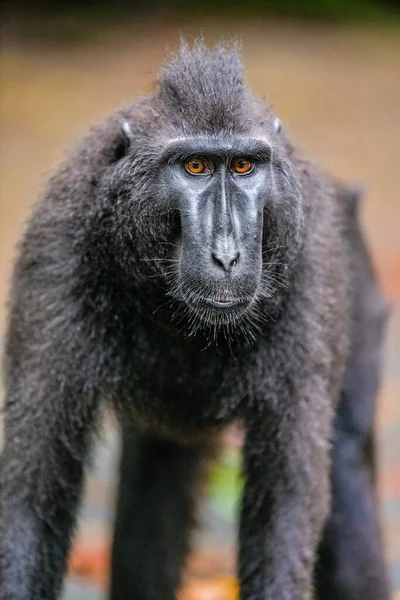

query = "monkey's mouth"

[186,291,251,309]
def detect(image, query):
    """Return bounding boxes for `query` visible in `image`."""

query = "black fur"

[0,41,389,600]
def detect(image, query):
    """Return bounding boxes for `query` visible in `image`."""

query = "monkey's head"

[106,42,304,335]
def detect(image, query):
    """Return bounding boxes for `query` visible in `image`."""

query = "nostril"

[230,252,240,268]
[212,253,225,269]
[212,252,240,272]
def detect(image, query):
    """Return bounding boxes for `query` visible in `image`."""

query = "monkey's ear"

[112,118,133,162]
[120,119,133,142]
[273,117,282,134]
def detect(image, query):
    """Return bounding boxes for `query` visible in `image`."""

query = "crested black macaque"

[0,41,390,600]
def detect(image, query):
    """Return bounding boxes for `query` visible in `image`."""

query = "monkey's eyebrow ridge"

[160,136,272,163]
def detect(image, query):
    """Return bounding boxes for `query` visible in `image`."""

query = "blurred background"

[0,1,399,599]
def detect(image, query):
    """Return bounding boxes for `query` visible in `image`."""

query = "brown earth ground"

[1,16,399,600]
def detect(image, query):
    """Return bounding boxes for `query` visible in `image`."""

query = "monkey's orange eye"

[185,157,208,175]
[232,157,254,174]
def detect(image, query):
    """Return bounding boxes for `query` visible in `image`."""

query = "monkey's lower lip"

[205,298,242,308]
[188,292,249,308]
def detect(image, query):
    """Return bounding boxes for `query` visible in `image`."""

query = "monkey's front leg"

[238,397,331,600]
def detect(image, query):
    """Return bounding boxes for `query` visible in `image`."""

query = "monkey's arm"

[238,289,346,600]
[0,120,125,599]
[239,389,331,600]
[0,277,104,600]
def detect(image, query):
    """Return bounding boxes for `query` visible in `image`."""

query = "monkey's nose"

[211,251,240,273]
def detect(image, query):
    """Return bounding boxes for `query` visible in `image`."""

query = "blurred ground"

[0,16,399,600]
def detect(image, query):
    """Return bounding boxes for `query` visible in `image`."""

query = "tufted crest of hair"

[158,40,250,133]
